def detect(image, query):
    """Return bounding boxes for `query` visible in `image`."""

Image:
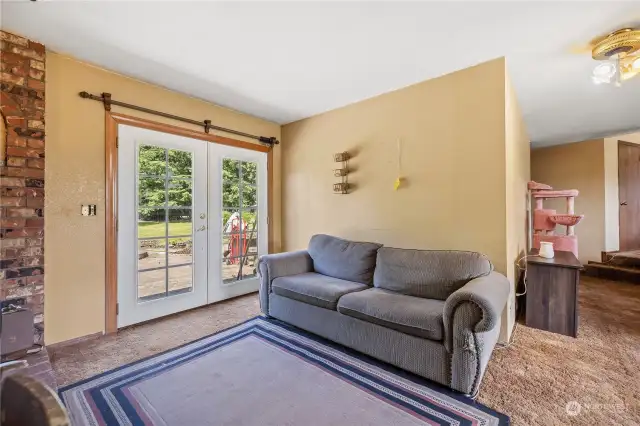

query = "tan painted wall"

[45,52,281,344]
[282,58,526,342]
[604,132,640,251]
[531,140,605,263]
[504,73,531,340]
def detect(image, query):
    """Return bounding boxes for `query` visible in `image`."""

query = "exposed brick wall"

[0,30,45,327]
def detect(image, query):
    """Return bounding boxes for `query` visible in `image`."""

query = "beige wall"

[604,132,640,251]
[282,58,528,342]
[45,52,281,344]
[504,73,531,339]
[531,140,605,263]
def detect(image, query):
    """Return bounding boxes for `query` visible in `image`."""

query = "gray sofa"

[258,234,510,396]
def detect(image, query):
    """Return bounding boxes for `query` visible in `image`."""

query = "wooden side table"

[525,249,582,337]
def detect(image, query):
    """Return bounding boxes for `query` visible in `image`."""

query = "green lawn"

[138,222,192,239]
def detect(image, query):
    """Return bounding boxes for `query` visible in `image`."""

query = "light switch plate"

[81,205,97,216]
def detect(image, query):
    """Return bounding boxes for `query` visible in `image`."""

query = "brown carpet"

[50,277,640,425]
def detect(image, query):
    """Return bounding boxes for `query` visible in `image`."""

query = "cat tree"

[528,181,584,257]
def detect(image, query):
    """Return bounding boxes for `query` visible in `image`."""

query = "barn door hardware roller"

[78,91,280,146]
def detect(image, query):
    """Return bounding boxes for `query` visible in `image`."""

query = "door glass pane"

[168,208,192,236]
[138,269,166,301]
[241,162,257,185]
[168,179,192,207]
[137,145,194,303]
[168,265,193,295]
[223,158,241,183]
[138,145,166,176]
[168,238,192,266]
[168,149,192,179]
[240,255,258,280]
[243,185,257,208]
[139,178,166,207]
[138,208,166,238]
[138,239,166,270]
[221,158,260,284]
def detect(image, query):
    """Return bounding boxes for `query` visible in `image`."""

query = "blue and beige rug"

[59,317,508,425]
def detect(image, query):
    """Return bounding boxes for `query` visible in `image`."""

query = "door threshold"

[117,291,258,332]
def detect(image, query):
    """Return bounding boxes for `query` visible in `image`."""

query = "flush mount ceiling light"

[590,28,640,87]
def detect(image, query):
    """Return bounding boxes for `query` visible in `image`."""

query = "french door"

[117,125,267,328]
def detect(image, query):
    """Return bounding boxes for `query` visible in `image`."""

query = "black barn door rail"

[79,91,279,146]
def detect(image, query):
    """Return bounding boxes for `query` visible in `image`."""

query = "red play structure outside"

[227,215,247,264]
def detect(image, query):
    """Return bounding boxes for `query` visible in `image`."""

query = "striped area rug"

[60,317,508,425]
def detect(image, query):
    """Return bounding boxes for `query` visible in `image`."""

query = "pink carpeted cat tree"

[528,181,584,257]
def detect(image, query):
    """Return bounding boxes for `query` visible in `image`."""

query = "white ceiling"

[2,1,639,147]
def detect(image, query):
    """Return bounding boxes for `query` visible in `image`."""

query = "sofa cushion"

[337,288,445,341]
[308,234,382,285]
[373,248,493,300]
[272,272,368,310]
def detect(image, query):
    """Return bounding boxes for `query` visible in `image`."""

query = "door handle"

[197,225,207,232]
[620,201,628,206]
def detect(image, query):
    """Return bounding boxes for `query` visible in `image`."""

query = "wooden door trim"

[618,140,640,251]
[105,112,275,334]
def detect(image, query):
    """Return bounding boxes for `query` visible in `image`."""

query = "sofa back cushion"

[373,247,492,300]
[308,234,382,285]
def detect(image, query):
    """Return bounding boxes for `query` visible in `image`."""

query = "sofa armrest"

[443,272,510,349]
[442,272,510,395]
[258,250,314,315]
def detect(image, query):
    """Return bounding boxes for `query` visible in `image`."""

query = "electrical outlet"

[1,297,26,310]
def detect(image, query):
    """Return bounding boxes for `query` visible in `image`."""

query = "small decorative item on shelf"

[539,241,555,259]
[333,151,350,194]
[333,182,350,194]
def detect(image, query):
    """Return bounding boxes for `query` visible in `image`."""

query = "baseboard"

[46,331,104,351]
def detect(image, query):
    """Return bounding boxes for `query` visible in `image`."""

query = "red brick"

[0,237,26,248]
[27,120,44,130]
[1,72,24,86]
[28,78,44,91]
[0,32,28,47]
[6,167,44,178]
[0,91,20,108]
[6,157,26,167]
[0,177,25,187]
[26,197,44,208]
[27,138,44,149]
[1,41,45,61]
[26,237,43,247]
[34,99,44,110]
[0,197,25,207]
[8,64,29,77]
[29,68,44,80]
[6,135,27,147]
[30,60,44,71]
[6,117,25,126]
[6,146,43,158]
[1,228,43,238]
[0,218,25,228]
[5,208,39,218]
[25,188,44,198]
[1,52,29,65]
[28,41,45,55]
[26,158,44,169]
[25,218,44,228]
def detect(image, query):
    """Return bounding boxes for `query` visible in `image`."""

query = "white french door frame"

[105,113,273,333]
